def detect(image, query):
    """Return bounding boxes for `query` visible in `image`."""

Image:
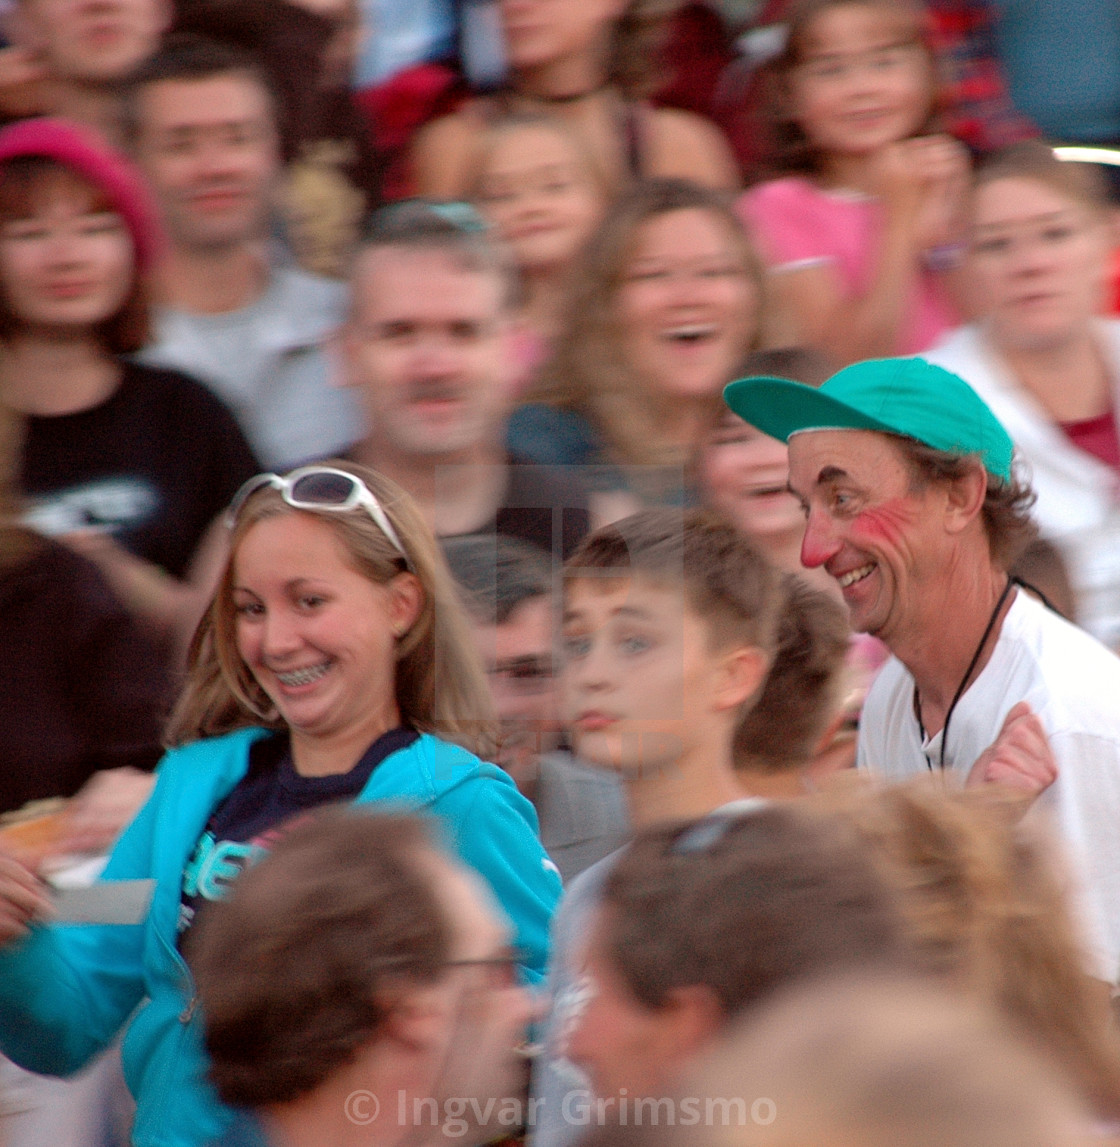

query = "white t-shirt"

[858,591,1120,984]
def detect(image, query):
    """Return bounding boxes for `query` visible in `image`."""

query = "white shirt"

[858,591,1120,984]
[923,322,1120,648]
[141,265,364,471]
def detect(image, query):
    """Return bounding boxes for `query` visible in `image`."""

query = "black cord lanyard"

[914,576,1015,771]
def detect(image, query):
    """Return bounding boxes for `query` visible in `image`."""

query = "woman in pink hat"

[0,116,258,658]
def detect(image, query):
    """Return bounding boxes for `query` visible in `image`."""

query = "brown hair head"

[734,574,850,772]
[355,198,521,314]
[973,140,1111,217]
[564,507,784,664]
[814,778,1120,1118]
[536,178,766,468]
[0,157,148,352]
[166,461,497,757]
[596,803,908,1016]
[190,808,451,1108]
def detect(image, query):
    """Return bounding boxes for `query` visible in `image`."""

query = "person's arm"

[0,764,166,1076]
[434,768,562,986]
[410,109,481,198]
[63,516,230,661]
[647,107,741,190]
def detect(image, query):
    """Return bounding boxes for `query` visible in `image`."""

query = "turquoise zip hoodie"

[0,728,561,1147]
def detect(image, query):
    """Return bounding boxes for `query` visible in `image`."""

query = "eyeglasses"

[667,799,769,856]
[444,947,527,990]
[225,466,410,565]
[488,656,554,694]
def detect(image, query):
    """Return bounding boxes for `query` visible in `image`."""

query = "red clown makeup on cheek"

[849,497,922,548]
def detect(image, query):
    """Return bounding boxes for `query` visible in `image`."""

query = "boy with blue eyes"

[531,508,784,1147]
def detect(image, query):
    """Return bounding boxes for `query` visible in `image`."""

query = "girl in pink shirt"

[738,0,967,363]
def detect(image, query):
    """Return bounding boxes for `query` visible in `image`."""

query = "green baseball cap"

[722,356,1014,482]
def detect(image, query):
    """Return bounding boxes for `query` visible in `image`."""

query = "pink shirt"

[738,177,959,356]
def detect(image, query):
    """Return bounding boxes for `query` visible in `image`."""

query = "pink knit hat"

[0,117,163,272]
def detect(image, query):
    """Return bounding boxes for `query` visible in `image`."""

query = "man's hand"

[966,701,1058,797]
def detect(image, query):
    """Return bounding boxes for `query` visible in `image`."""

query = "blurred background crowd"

[0,0,1119,1143]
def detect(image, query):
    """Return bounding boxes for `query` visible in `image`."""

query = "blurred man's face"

[19,0,168,84]
[424,857,536,1122]
[132,73,279,252]
[474,594,561,789]
[345,247,514,459]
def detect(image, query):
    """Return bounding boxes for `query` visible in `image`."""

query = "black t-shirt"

[0,534,170,814]
[177,727,419,939]
[20,361,260,579]
[443,456,591,561]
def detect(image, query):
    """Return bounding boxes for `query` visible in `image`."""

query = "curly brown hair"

[893,436,1038,569]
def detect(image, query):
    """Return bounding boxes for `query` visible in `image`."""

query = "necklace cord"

[914,576,1015,770]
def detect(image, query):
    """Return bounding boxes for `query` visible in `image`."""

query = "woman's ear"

[389,571,424,638]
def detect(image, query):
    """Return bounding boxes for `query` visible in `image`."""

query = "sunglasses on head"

[225,466,411,566]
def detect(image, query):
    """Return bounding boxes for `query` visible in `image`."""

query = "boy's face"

[560,575,728,776]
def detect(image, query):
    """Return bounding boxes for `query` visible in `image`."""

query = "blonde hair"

[674,973,1093,1147]
[466,109,615,203]
[813,778,1120,1118]
[166,463,497,758]
[534,178,766,468]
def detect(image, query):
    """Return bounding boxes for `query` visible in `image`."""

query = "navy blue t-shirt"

[177,726,418,939]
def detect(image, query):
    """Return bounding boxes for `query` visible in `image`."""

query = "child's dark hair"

[761,0,938,176]
[598,804,908,1017]
[564,508,784,660]
[735,575,850,772]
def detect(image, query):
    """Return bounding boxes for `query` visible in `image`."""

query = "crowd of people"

[0,0,1118,1144]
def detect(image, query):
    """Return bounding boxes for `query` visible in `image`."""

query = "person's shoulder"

[643,106,740,187]
[381,732,512,802]
[507,403,602,467]
[740,175,818,210]
[409,103,485,197]
[921,324,989,378]
[1008,593,1120,680]
[119,360,240,417]
[269,263,348,318]
[160,727,272,768]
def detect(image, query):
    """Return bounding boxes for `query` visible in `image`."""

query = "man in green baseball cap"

[724,355,1120,992]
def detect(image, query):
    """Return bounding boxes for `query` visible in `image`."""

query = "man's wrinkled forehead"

[787,426,911,491]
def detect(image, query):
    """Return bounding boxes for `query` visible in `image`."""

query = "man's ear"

[944,462,989,535]
[658,984,724,1065]
[714,645,771,713]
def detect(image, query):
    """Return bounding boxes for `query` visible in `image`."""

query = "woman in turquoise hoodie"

[0,462,561,1147]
